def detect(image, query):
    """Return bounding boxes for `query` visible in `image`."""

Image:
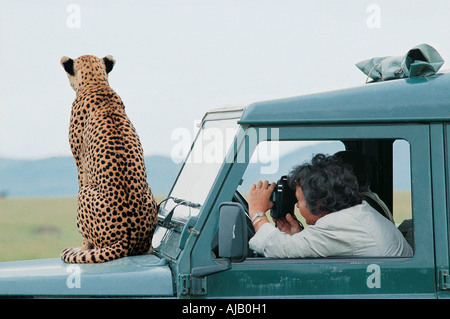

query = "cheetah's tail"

[60,242,128,264]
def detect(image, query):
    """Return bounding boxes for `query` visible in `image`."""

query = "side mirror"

[191,202,248,280]
[218,202,248,262]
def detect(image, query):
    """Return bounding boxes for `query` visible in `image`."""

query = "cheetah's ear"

[61,56,75,76]
[103,55,116,74]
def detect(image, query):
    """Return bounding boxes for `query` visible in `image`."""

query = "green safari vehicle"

[1,71,450,299]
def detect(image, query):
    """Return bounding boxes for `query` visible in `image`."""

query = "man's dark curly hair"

[288,153,362,215]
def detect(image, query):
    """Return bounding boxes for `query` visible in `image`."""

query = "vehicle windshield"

[159,115,241,223]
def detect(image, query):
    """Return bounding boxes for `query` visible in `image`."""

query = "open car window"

[236,139,413,257]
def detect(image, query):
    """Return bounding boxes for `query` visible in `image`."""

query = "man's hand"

[248,180,276,220]
[275,213,303,235]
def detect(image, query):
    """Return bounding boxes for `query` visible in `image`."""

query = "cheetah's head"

[61,55,116,93]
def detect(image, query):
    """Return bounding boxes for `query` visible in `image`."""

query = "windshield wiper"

[158,197,201,228]
[172,197,201,208]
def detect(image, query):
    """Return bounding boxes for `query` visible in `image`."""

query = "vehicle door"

[203,124,435,298]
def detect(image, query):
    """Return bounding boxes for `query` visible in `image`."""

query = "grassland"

[0,197,80,262]
[0,196,166,262]
[0,192,412,262]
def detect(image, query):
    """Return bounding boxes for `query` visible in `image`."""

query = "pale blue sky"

[1,0,449,159]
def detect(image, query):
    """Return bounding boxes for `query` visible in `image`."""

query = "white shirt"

[249,201,413,258]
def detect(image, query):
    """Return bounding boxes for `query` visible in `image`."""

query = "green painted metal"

[240,72,450,125]
[206,259,435,298]
[199,123,436,298]
[0,254,174,297]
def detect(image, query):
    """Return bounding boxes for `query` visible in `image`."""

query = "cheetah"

[60,55,158,263]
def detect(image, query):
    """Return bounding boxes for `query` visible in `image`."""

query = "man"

[248,154,412,258]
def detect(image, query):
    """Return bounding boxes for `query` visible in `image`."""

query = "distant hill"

[0,155,182,198]
[238,142,345,191]
[0,141,411,198]
[238,141,411,192]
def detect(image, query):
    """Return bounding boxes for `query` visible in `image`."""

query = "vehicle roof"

[239,71,450,125]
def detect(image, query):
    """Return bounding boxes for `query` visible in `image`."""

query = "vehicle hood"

[0,254,174,297]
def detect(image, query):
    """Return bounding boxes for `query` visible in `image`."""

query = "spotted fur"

[60,55,157,263]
